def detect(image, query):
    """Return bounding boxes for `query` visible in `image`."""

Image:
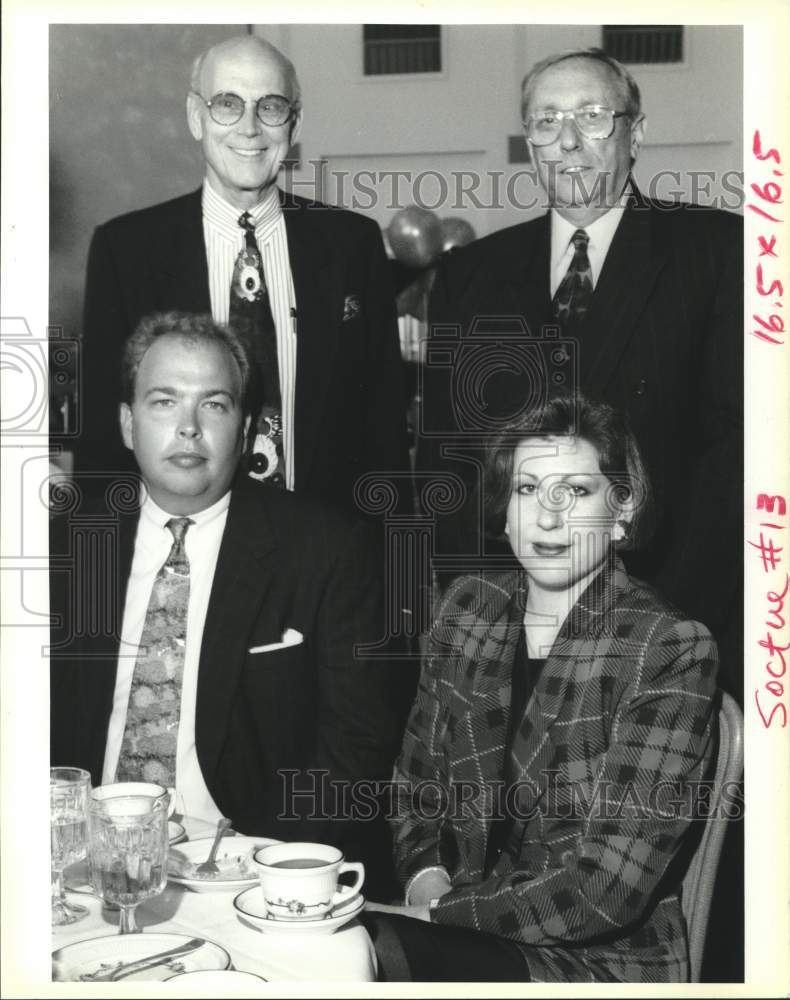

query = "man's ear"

[120,403,134,451]
[289,107,303,147]
[187,92,204,141]
[630,113,646,162]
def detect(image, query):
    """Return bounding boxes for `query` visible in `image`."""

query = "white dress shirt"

[549,193,629,297]
[202,179,297,489]
[102,492,230,823]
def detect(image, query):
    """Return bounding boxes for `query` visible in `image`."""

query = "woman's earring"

[613,520,627,542]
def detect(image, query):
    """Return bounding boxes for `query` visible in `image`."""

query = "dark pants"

[359,912,531,982]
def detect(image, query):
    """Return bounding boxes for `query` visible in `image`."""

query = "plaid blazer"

[391,558,718,983]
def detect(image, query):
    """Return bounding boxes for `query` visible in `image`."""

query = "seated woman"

[362,392,719,982]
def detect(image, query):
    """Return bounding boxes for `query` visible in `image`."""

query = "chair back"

[681,691,744,982]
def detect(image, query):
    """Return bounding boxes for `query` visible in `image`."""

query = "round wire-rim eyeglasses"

[192,91,299,128]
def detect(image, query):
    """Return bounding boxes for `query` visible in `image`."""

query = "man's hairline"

[189,40,302,105]
[521,54,639,121]
[126,332,246,408]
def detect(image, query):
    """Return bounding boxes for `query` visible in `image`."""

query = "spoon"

[196,817,232,874]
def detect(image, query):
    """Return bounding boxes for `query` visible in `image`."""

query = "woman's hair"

[483,392,655,550]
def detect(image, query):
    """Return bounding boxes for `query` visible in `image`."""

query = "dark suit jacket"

[391,559,719,983]
[50,477,414,889]
[78,188,409,513]
[418,192,742,684]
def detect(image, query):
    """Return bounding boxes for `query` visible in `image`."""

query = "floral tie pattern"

[116,517,193,786]
[552,228,593,329]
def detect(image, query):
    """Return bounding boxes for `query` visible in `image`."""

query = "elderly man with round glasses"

[78,34,409,517]
[418,46,743,704]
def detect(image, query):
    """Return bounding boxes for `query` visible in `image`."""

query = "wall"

[273,24,742,239]
[49,24,743,346]
[49,24,241,342]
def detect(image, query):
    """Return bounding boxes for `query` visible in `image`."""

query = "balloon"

[387,206,443,269]
[440,216,477,252]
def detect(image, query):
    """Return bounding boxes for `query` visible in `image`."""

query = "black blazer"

[418,192,742,678]
[78,188,410,513]
[49,478,413,878]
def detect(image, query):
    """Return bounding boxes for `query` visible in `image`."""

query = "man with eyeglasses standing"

[78,34,409,515]
[419,47,742,703]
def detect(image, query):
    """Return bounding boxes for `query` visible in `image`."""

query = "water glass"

[50,767,91,926]
[88,790,169,934]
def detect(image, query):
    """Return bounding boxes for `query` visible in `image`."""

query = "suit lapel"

[581,192,667,392]
[112,509,138,650]
[154,188,211,314]
[515,554,623,770]
[446,573,525,778]
[500,214,553,336]
[195,486,282,787]
[79,504,139,778]
[282,196,342,488]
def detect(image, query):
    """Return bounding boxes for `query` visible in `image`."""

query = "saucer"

[233,883,364,935]
[168,836,280,892]
[166,969,268,985]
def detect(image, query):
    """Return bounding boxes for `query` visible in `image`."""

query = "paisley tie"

[116,517,193,786]
[552,228,593,329]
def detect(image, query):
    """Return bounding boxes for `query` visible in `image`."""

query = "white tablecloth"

[54,817,377,983]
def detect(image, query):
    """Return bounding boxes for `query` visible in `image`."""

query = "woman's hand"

[405,866,452,906]
[364,900,432,922]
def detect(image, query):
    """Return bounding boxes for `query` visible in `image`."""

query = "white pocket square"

[248,628,304,654]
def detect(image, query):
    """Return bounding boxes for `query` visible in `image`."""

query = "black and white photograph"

[1,3,787,995]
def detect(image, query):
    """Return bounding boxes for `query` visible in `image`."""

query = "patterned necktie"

[552,228,593,329]
[116,517,193,786]
[229,211,285,487]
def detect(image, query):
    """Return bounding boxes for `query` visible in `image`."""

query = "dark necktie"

[229,211,285,486]
[116,517,193,786]
[552,228,593,329]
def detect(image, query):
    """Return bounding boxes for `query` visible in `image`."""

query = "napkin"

[248,629,303,654]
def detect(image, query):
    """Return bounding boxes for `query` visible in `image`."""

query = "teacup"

[254,842,364,921]
[91,782,175,818]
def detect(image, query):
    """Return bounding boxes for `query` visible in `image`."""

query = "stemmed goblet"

[88,789,169,934]
[50,767,91,926]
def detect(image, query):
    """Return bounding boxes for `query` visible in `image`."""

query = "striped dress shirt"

[202,181,297,489]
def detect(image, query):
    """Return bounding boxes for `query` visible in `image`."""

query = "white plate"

[233,883,364,935]
[52,933,231,982]
[168,820,186,845]
[166,970,268,985]
[168,835,280,892]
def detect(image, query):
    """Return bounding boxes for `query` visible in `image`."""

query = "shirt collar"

[140,489,231,534]
[202,180,282,242]
[550,183,630,267]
